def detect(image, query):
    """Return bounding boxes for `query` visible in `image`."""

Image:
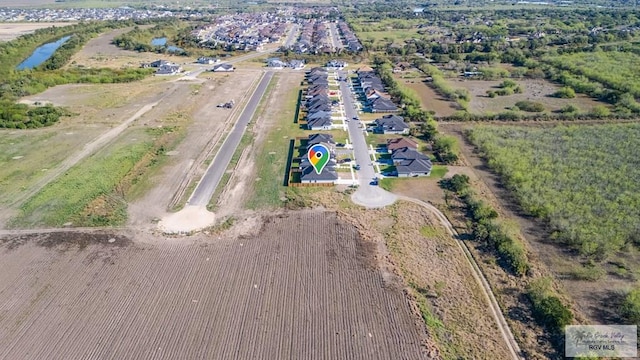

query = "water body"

[151,37,167,46]
[151,37,183,53]
[17,35,72,70]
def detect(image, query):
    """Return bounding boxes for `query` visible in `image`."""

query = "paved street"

[337,70,397,208]
[188,71,275,206]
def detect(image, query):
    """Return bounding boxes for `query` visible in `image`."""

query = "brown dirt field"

[291,189,517,358]
[0,211,430,359]
[449,78,607,114]
[67,26,193,69]
[0,22,76,42]
[394,73,458,117]
[127,69,266,227]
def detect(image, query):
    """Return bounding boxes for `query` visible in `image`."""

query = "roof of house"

[357,66,374,73]
[371,97,399,112]
[300,164,338,182]
[387,137,419,151]
[307,103,331,112]
[396,158,432,175]
[307,111,331,120]
[307,117,332,129]
[213,63,234,71]
[307,133,335,147]
[391,147,430,162]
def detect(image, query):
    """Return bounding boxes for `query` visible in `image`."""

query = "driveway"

[337,70,397,208]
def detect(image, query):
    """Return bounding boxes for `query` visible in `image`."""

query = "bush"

[515,100,545,112]
[500,79,517,88]
[527,278,573,333]
[487,90,497,98]
[553,86,576,98]
[620,287,640,324]
[440,174,470,193]
[560,104,579,114]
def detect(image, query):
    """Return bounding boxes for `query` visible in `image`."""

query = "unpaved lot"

[0,211,429,360]
[0,22,75,42]
[450,78,607,114]
[394,73,458,117]
[128,69,267,227]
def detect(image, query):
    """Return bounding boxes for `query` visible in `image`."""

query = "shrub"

[620,287,640,324]
[500,79,517,88]
[560,104,579,114]
[515,100,545,112]
[527,278,573,333]
[553,86,576,98]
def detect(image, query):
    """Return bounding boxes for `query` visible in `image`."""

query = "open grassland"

[542,51,640,98]
[0,212,427,359]
[9,125,181,228]
[449,78,605,114]
[10,129,151,228]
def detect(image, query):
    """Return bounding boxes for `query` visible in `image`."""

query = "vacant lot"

[0,211,429,359]
[450,78,606,114]
[0,22,76,42]
[394,72,458,117]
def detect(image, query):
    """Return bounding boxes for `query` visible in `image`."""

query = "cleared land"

[398,76,458,117]
[66,26,191,69]
[0,22,76,42]
[449,78,605,114]
[0,211,429,359]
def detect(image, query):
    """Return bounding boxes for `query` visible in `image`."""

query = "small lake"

[17,35,72,70]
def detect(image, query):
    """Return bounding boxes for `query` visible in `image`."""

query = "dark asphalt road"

[188,71,275,206]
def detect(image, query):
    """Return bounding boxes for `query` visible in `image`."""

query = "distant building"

[150,59,170,68]
[374,115,409,134]
[197,57,219,64]
[155,63,182,75]
[212,63,235,72]
[288,59,306,70]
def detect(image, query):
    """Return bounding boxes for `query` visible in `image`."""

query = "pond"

[151,37,167,46]
[17,35,72,70]
[151,37,183,53]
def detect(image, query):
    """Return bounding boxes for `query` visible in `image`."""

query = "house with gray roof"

[374,115,409,134]
[307,110,331,120]
[370,97,399,113]
[395,158,432,177]
[306,117,332,130]
[212,63,235,72]
[155,63,182,75]
[306,133,336,149]
[300,163,338,184]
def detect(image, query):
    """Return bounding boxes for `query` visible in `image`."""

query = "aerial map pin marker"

[308,144,330,174]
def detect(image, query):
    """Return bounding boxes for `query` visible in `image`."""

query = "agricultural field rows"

[0,212,427,359]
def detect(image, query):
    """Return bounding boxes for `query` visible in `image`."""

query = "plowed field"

[0,211,428,359]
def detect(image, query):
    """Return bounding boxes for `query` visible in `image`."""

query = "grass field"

[245,74,306,210]
[9,127,166,228]
[379,165,448,191]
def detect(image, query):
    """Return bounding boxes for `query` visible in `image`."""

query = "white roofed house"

[155,63,182,76]
[211,63,235,72]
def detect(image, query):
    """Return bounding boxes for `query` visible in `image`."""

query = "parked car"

[353,164,361,170]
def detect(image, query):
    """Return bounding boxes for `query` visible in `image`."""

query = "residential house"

[386,138,419,152]
[155,63,182,75]
[326,59,348,69]
[300,164,338,184]
[374,115,409,134]
[267,58,287,68]
[212,63,235,72]
[197,57,219,64]
[150,59,170,68]
[306,117,332,130]
[288,59,306,70]
[307,110,331,121]
[394,157,432,177]
[306,133,336,150]
[370,97,399,113]
[307,102,332,113]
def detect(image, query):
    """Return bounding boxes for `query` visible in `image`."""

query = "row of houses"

[337,20,363,52]
[190,12,287,51]
[291,19,334,55]
[355,67,399,113]
[304,67,335,131]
